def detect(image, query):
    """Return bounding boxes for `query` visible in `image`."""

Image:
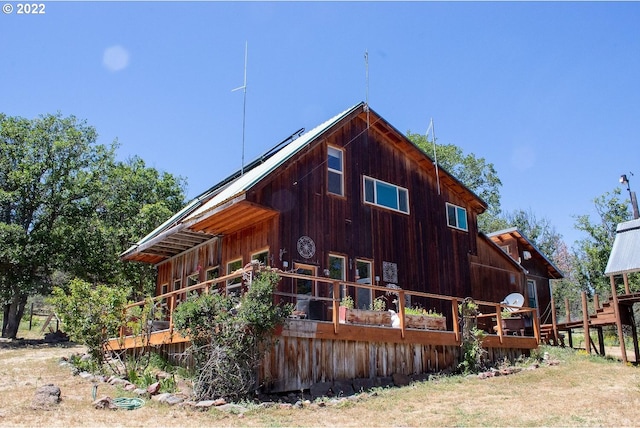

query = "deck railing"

[117,266,540,346]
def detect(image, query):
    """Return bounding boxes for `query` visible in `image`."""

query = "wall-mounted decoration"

[297,235,316,259]
[382,261,398,283]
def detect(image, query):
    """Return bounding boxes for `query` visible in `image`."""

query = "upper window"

[327,146,344,196]
[446,203,468,231]
[363,176,409,214]
[251,249,269,266]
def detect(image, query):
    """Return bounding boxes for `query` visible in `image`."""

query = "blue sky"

[2,1,639,249]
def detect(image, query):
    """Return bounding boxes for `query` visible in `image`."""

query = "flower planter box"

[405,314,446,331]
[339,307,392,326]
[501,317,525,335]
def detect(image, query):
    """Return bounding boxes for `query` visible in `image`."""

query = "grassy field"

[1,337,639,427]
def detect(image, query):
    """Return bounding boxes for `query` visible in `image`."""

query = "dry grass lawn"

[0,340,639,427]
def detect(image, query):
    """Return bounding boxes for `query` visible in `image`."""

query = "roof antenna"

[427,118,441,195]
[232,41,248,175]
[364,49,370,127]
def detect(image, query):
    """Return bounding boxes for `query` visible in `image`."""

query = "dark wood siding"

[248,112,487,305]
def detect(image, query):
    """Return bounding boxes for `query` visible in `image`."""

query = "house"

[487,228,563,325]
[118,102,539,391]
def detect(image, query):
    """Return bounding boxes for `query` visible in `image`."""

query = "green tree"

[573,188,633,296]
[0,113,186,338]
[406,132,502,231]
[0,113,114,338]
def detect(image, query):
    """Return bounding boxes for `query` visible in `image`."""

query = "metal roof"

[604,218,640,276]
[120,102,363,263]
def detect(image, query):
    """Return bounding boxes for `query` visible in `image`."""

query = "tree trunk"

[2,295,27,339]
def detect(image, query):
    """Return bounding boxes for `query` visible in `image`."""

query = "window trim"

[355,258,373,310]
[328,253,348,299]
[251,248,270,266]
[293,263,317,296]
[446,202,468,231]
[362,175,409,214]
[327,145,345,197]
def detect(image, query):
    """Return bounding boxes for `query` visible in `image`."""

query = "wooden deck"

[106,267,541,392]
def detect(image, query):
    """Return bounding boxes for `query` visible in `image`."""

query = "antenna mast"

[365,50,370,127]
[427,118,441,195]
[232,41,248,175]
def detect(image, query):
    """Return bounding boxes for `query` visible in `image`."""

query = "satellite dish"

[502,293,524,312]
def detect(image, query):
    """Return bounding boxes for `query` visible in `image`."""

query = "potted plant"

[403,307,446,330]
[339,295,391,326]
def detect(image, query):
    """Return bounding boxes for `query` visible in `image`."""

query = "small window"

[329,254,347,299]
[206,266,220,281]
[446,203,468,231]
[187,273,199,287]
[363,176,409,214]
[294,263,317,296]
[355,259,373,310]
[327,146,344,196]
[160,284,168,295]
[251,249,269,266]
[226,258,243,294]
[173,279,183,302]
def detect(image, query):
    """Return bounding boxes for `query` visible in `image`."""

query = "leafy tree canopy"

[0,112,186,338]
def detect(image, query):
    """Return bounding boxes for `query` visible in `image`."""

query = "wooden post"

[565,297,571,323]
[594,294,600,312]
[398,290,406,339]
[29,302,34,331]
[568,329,573,348]
[597,326,605,356]
[581,291,590,354]
[610,275,628,364]
[495,304,504,344]
[551,292,558,346]
[629,306,640,364]
[624,273,631,295]
[451,299,460,343]
[532,309,541,344]
[332,281,340,334]
[168,295,175,335]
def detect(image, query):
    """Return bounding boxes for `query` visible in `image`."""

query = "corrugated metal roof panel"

[605,218,640,276]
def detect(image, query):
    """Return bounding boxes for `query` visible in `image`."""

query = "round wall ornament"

[297,236,316,259]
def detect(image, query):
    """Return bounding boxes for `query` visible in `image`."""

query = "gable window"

[327,146,344,196]
[446,203,468,231]
[363,176,409,214]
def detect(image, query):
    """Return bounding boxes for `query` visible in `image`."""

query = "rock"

[165,395,184,406]
[109,377,127,386]
[353,377,375,393]
[216,403,248,414]
[392,373,411,387]
[92,396,117,410]
[133,388,148,396]
[155,371,172,380]
[31,384,61,409]
[332,380,355,397]
[124,383,136,391]
[78,372,94,380]
[309,381,333,399]
[151,393,172,403]
[147,382,161,395]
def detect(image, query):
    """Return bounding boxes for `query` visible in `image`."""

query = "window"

[327,146,344,196]
[329,254,347,299]
[355,259,373,310]
[294,263,317,296]
[226,258,243,295]
[206,266,219,281]
[251,249,269,266]
[363,176,409,214]
[527,279,538,308]
[446,203,468,231]
[187,273,199,287]
[160,284,168,295]
[173,279,183,302]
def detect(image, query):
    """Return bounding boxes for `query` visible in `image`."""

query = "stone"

[151,393,172,403]
[309,381,333,399]
[352,377,375,393]
[392,373,411,387]
[165,395,184,406]
[133,388,148,396]
[92,396,117,410]
[124,383,136,391]
[109,377,127,386]
[147,381,161,395]
[155,371,172,380]
[78,372,94,380]
[31,384,61,409]
[216,403,248,414]
[332,380,355,397]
